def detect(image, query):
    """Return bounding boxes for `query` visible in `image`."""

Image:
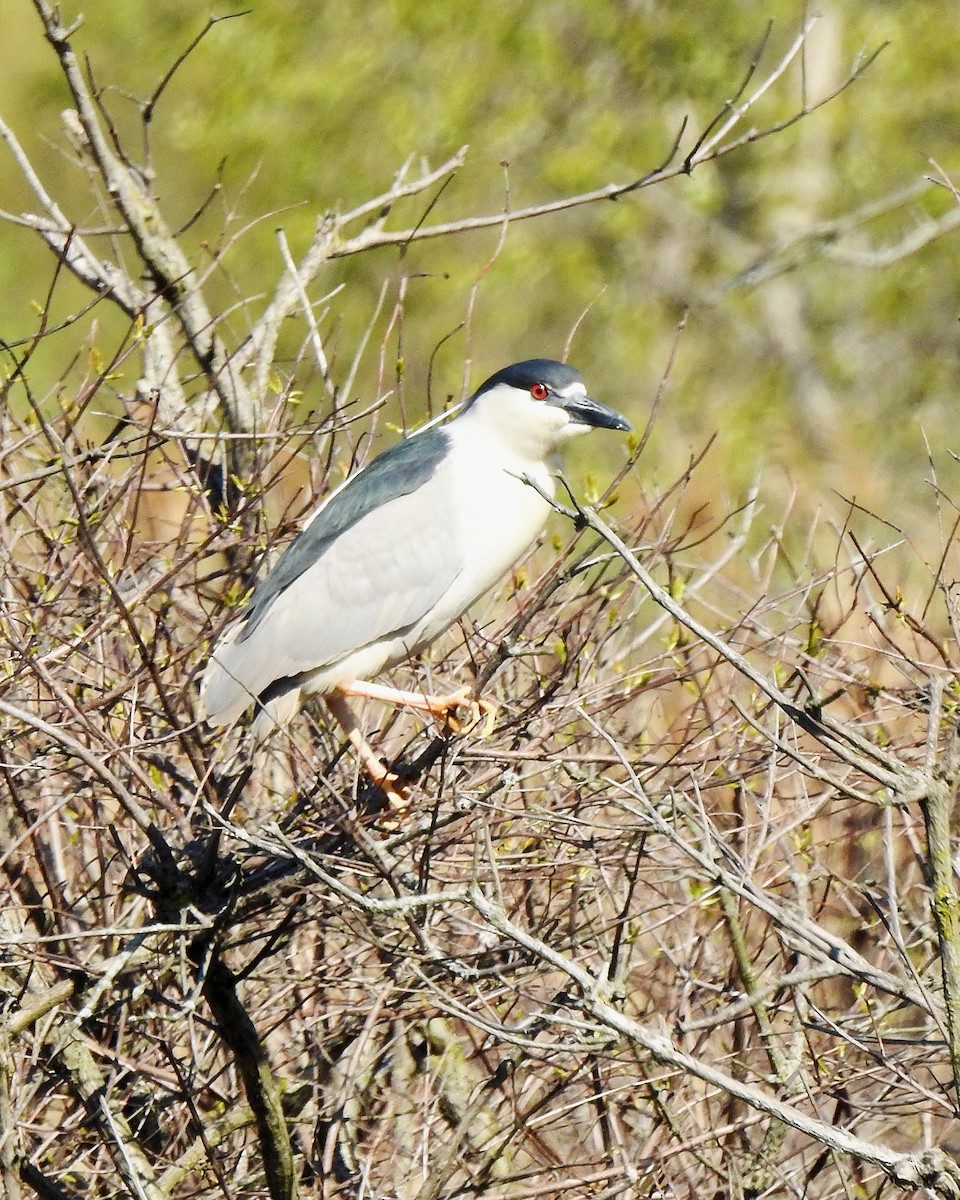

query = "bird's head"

[463,359,631,457]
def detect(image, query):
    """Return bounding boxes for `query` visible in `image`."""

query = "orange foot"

[336,680,498,736]
[368,770,412,828]
[434,686,498,736]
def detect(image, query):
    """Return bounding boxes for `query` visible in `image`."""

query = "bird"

[201,358,631,797]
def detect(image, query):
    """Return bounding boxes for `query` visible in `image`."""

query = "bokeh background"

[3,0,959,553]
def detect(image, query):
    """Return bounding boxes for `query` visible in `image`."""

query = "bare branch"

[468,887,960,1199]
[33,0,254,433]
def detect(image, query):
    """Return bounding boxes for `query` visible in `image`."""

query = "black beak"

[551,392,632,432]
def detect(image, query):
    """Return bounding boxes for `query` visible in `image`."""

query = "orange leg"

[324,691,407,806]
[335,679,497,734]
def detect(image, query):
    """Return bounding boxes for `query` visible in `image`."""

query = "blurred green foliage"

[3,0,960,545]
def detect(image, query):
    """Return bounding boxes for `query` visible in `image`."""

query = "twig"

[0,696,170,853]
[33,0,254,434]
[58,1032,166,1200]
[578,502,934,800]
[468,886,960,1199]
[919,678,960,1112]
[580,706,940,1018]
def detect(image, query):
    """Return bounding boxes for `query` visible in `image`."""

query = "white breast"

[392,418,558,658]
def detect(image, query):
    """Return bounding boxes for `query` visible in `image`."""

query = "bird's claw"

[437,688,498,737]
[373,771,412,828]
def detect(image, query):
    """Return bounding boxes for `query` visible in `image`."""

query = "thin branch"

[143,11,251,125]
[919,678,960,1112]
[468,886,960,1199]
[0,696,162,844]
[323,31,884,262]
[33,0,254,433]
[578,503,927,796]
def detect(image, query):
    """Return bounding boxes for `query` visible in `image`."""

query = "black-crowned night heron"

[201,358,630,794]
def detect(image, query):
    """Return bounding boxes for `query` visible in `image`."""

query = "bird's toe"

[433,687,497,736]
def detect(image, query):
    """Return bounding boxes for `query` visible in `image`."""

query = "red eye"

[530,382,548,400]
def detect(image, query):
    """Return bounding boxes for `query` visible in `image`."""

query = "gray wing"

[238,426,452,642]
[201,461,464,722]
